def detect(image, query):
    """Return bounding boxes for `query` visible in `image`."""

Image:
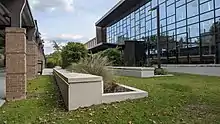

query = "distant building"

[84,38,97,50]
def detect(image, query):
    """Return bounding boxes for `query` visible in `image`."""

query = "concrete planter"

[109,67,155,78]
[53,68,148,111]
[102,84,147,103]
[108,67,173,78]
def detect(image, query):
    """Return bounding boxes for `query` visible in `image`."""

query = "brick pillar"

[27,41,38,80]
[5,27,27,101]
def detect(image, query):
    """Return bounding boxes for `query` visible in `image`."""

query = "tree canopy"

[61,42,87,68]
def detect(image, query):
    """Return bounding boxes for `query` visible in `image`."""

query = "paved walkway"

[0,68,5,107]
[42,68,53,75]
[163,66,220,77]
[0,68,5,99]
[0,99,5,107]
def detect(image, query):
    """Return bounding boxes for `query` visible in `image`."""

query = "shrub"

[99,48,123,66]
[67,54,114,91]
[46,51,62,68]
[154,68,168,75]
[46,60,56,68]
[61,42,87,68]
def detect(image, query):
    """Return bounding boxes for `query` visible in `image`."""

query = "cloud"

[43,40,54,54]
[58,34,83,40]
[29,0,74,12]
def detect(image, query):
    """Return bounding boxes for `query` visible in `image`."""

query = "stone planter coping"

[54,68,102,84]
[108,66,155,71]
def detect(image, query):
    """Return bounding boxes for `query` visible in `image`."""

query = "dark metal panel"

[0,2,10,26]
[1,0,35,27]
[216,42,220,64]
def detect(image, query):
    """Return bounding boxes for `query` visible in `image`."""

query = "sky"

[29,0,120,54]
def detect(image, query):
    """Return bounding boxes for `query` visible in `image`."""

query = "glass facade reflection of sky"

[106,0,220,64]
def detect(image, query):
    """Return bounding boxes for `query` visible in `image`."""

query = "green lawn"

[1,74,220,124]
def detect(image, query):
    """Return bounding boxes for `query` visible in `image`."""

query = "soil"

[104,83,133,93]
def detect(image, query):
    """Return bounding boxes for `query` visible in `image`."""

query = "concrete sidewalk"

[0,68,5,107]
[42,68,53,75]
[0,99,5,107]
[163,65,220,77]
[0,68,5,99]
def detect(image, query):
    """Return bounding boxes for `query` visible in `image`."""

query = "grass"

[0,74,220,124]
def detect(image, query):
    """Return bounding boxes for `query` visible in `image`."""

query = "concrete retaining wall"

[53,67,148,111]
[53,68,103,111]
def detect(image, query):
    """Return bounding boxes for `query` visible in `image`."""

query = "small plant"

[67,54,115,92]
[154,68,168,75]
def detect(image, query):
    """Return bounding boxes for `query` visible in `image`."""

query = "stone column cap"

[5,27,26,34]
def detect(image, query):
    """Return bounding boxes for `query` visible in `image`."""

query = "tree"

[45,41,62,68]
[61,42,87,68]
[52,40,61,51]
[52,40,62,65]
[46,51,62,68]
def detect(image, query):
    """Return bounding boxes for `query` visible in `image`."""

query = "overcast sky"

[29,0,119,54]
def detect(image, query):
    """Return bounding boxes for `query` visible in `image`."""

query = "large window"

[105,0,218,64]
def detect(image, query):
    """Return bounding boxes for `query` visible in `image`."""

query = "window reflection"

[216,9,220,17]
[176,5,186,21]
[187,0,198,18]
[200,1,213,13]
[188,23,199,37]
[176,0,185,7]
[177,20,186,28]
[216,0,220,9]
[188,16,199,25]
[167,15,175,24]
[167,4,175,16]
[167,0,174,5]
[159,0,165,4]
[201,11,214,22]
[160,3,166,19]
[160,19,166,27]
[177,33,188,63]
[201,34,215,55]
[104,0,218,64]
[177,26,186,34]
[200,19,214,33]
[188,37,200,56]
[152,18,157,29]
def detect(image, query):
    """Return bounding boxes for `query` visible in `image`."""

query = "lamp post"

[149,5,161,68]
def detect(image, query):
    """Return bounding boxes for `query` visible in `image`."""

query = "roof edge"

[95,0,125,26]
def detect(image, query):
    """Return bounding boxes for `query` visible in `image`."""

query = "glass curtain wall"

[106,0,220,64]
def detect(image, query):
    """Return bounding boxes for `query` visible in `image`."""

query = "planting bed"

[53,67,148,111]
